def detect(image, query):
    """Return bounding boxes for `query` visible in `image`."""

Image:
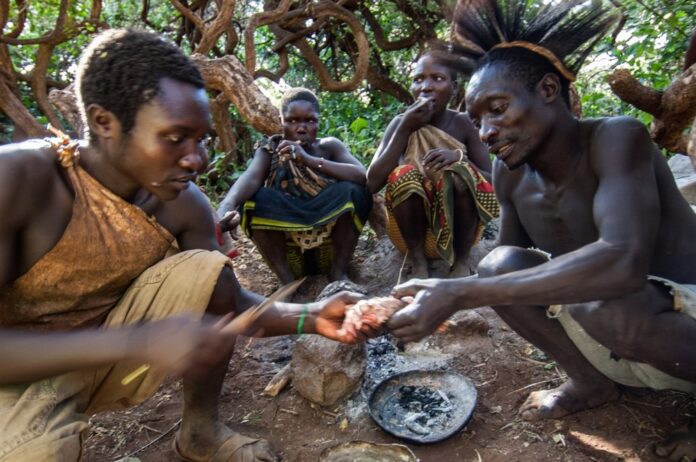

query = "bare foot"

[519,379,619,421]
[174,423,277,461]
[655,420,696,461]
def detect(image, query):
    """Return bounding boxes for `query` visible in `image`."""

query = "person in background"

[219,88,372,284]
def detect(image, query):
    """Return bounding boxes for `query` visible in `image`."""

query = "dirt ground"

[84,230,695,462]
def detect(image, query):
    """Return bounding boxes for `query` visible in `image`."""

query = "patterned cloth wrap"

[240,135,372,276]
[385,125,499,265]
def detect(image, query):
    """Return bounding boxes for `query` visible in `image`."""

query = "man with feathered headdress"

[388,1,696,459]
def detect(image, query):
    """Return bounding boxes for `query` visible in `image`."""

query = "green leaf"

[349,117,368,135]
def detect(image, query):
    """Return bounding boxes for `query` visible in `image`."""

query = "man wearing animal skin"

[388,2,696,460]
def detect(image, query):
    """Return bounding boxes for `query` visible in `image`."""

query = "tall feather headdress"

[452,0,619,82]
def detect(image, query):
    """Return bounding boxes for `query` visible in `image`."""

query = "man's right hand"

[129,314,236,380]
[387,278,461,343]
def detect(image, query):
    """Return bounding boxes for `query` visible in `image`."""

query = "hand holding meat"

[337,296,409,341]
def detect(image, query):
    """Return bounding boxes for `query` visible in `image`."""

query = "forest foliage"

[0,0,694,200]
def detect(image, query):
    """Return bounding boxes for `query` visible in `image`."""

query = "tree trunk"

[0,78,48,139]
[192,54,281,135]
[209,93,239,166]
[608,63,696,154]
[48,84,84,137]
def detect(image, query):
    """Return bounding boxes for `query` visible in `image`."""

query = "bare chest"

[512,170,599,256]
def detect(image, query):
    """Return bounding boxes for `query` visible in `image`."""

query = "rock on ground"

[290,280,369,407]
[291,336,366,406]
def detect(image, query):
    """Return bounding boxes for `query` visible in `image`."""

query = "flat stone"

[448,309,490,336]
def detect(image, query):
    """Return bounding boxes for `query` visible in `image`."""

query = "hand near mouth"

[402,97,436,131]
[277,139,308,164]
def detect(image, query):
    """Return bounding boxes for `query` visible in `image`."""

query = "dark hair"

[452,0,617,105]
[418,47,474,83]
[280,87,320,114]
[76,29,205,140]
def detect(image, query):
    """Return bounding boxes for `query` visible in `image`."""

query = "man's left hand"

[387,278,461,343]
[313,291,369,343]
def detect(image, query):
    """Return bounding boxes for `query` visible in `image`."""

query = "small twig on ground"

[279,408,299,415]
[622,398,663,409]
[322,410,339,418]
[507,377,563,395]
[140,423,164,434]
[620,404,663,440]
[514,354,549,366]
[523,429,544,442]
[474,448,483,462]
[115,418,181,461]
[475,370,498,387]
[396,250,408,286]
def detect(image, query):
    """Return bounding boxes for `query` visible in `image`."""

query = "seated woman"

[366,51,499,278]
[218,88,372,284]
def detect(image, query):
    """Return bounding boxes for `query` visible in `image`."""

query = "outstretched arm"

[164,186,367,342]
[389,118,661,339]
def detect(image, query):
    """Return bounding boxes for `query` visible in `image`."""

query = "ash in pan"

[382,385,456,436]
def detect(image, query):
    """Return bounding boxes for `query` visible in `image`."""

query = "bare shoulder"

[317,136,347,151]
[586,117,655,164]
[452,110,475,128]
[0,140,60,226]
[317,136,354,160]
[0,140,58,181]
[590,116,649,138]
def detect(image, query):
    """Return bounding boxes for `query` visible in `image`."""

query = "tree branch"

[48,84,84,137]
[0,77,48,138]
[195,0,236,55]
[32,43,64,130]
[3,0,28,39]
[254,47,289,81]
[0,0,69,45]
[269,1,369,92]
[358,5,419,51]
[209,93,238,165]
[191,53,282,135]
[607,68,663,116]
[243,0,294,73]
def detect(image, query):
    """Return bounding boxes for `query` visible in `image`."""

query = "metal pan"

[368,370,477,444]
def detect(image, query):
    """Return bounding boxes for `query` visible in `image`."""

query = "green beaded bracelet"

[297,304,309,335]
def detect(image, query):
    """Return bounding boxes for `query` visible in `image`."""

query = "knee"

[477,246,548,278]
[208,266,240,316]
